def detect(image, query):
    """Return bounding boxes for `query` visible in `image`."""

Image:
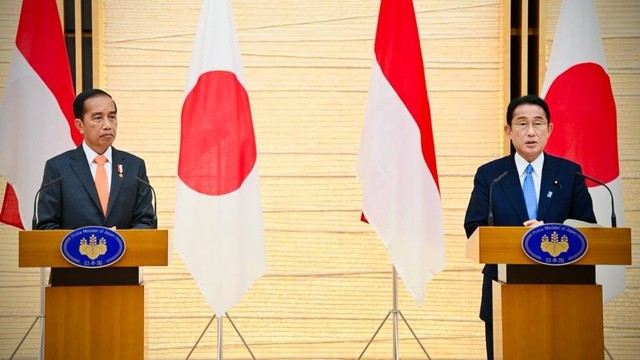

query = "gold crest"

[79,234,108,260]
[539,231,569,257]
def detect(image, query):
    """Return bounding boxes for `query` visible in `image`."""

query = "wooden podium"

[19,229,168,360]
[467,226,631,360]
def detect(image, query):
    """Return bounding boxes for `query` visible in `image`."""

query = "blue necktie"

[523,164,537,220]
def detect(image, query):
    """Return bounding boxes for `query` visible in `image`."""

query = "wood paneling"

[45,285,144,360]
[467,226,632,265]
[18,229,168,267]
[494,283,604,359]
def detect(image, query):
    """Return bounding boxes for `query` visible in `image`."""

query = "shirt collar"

[82,142,112,164]
[514,152,544,177]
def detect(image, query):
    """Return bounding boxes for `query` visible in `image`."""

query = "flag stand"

[10,268,46,360]
[357,267,432,360]
[185,313,257,360]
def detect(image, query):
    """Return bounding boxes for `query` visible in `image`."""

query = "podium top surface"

[19,229,169,268]
[466,226,631,265]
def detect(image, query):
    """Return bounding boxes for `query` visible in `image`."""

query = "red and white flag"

[541,0,625,302]
[175,0,266,316]
[357,0,445,304]
[0,0,79,230]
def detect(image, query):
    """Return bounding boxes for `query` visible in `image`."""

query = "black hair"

[506,95,551,125]
[73,88,117,119]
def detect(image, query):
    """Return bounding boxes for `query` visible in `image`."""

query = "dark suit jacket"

[35,145,155,230]
[463,152,596,321]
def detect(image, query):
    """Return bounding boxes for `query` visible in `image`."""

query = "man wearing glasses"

[463,94,596,359]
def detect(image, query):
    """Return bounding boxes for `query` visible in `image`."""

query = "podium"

[19,229,168,360]
[467,226,631,360]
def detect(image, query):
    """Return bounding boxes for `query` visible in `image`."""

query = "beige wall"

[0,0,638,358]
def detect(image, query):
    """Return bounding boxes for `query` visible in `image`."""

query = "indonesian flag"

[174,0,266,316]
[0,0,80,230]
[541,0,625,302]
[357,0,446,304]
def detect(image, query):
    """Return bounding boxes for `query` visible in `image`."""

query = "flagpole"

[392,267,399,359]
[217,316,223,359]
[38,268,45,360]
[357,266,432,360]
[184,313,257,360]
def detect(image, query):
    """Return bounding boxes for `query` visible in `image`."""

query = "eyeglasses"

[511,121,548,132]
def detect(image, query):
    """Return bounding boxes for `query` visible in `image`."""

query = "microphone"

[488,171,508,226]
[135,176,157,228]
[577,172,616,227]
[32,176,63,229]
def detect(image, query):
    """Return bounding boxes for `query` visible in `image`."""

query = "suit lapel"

[500,157,529,223]
[538,153,559,221]
[69,146,103,214]
[107,147,127,218]
[107,148,126,217]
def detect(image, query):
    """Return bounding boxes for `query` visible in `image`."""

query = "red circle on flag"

[544,62,619,184]
[179,71,257,195]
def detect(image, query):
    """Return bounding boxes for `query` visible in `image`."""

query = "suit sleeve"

[570,165,597,223]
[35,160,63,230]
[130,159,156,229]
[464,167,490,238]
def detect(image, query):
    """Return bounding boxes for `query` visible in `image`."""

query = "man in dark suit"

[35,88,155,284]
[464,95,596,360]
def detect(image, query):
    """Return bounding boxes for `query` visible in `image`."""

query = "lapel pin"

[117,164,124,178]
[547,191,553,198]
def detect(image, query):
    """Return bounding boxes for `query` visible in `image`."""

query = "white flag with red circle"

[174,0,266,316]
[541,0,625,302]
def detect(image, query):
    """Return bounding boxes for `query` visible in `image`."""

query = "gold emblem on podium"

[79,234,108,260]
[540,231,569,257]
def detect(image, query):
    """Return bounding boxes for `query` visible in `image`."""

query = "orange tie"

[94,155,109,215]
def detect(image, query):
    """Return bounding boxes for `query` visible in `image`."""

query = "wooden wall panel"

[1,0,638,359]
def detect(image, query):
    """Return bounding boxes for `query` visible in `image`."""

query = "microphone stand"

[577,172,617,227]
[357,266,432,360]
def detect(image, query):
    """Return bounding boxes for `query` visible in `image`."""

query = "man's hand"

[523,219,544,227]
